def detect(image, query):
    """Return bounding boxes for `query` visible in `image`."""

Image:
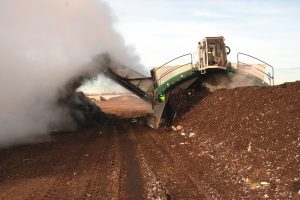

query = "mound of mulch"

[59,91,108,129]
[163,80,212,125]
[172,81,300,198]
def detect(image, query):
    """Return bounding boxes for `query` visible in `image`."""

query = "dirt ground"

[0,82,299,200]
[95,95,152,118]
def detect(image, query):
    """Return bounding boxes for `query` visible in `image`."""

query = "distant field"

[94,95,152,118]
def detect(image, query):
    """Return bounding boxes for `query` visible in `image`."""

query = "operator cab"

[197,36,230,70]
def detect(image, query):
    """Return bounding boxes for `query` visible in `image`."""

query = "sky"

[81,0,300,93]
[101,0,300,84]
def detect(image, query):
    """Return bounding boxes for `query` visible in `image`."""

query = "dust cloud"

[201,71,262,92]
[0,0,142,147]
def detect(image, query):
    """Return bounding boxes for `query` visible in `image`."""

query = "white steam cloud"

[0,0,142,147]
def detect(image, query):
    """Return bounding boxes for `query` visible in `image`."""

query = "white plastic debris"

[85,193,92,198]
[181,132,186,136]
[131,119,138,123]
[179,142,188,145]
[247,142,252,152]
[189,133,195,138]
[260,182,270,185]
[171,126,177,131]
[252,181,270,189]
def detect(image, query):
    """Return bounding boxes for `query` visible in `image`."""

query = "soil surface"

[0,82,299,200]
[95,95,152,118]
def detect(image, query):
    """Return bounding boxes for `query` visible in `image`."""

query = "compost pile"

[168,81,300,198]
[59,91,108,128]
[166,80,211,124]
[56,69,109,130]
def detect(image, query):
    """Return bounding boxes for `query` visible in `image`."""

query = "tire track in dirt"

[40,131,98,199]
[0,129,97,200]
[33,128,108,200]
[82,124,120,199]
[148,131,221,199]
[150,126,289,199]
[132,124,210,200]
[115,122,145,200]
[125,124,169,200]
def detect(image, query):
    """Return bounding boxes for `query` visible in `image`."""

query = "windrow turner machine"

[98,36,275,128]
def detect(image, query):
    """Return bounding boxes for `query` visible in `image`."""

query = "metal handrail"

[156,53,193,70]
[152,65,193,102]
[154,54,193,88]
[157,63,192,81]
[237,52,274,85]
[126,77,152,81]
